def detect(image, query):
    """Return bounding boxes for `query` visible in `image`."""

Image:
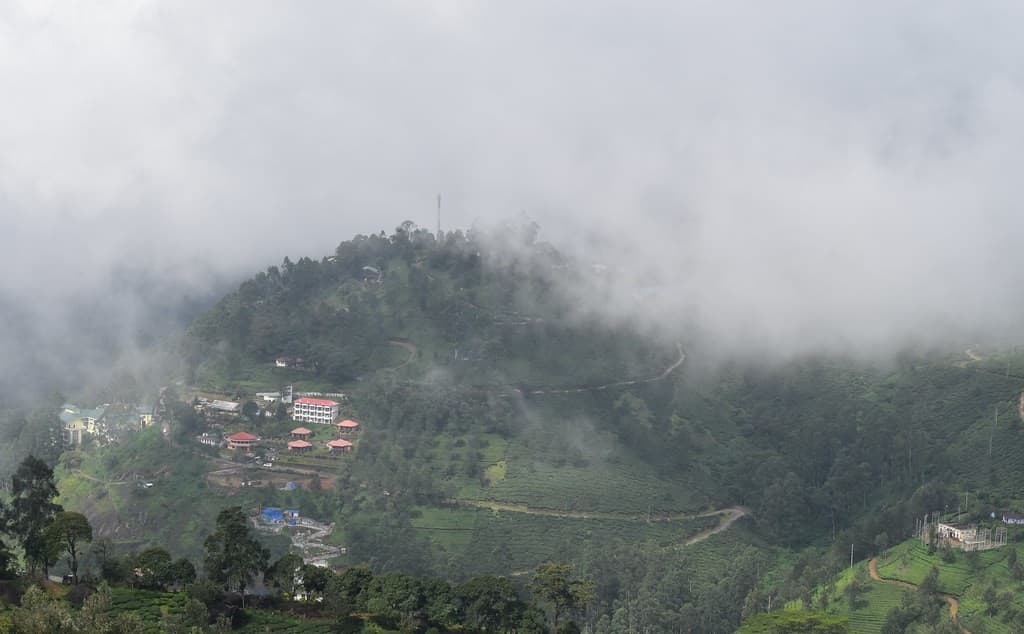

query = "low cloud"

[2,0,1024,379]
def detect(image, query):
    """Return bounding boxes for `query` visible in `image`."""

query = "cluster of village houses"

[60,403,156,446]
[60,386,362,460]
[59,390,349,569]
[199,395,361,456]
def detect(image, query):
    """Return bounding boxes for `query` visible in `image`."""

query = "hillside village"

[62,384,362,460]
[58,381,365,570]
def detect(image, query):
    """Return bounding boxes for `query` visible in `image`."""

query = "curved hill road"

[868,558,970,633]
[683,507,748,546]
[386,338,418,370]
[450,499,747,545]
[520,343,686,396]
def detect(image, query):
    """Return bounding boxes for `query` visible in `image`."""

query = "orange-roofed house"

[290,427,313,440]
[293,397,340,425]
[327,438,353,454]
[336,419,360,435]
[287,439,313,452]
[226,431,259,451]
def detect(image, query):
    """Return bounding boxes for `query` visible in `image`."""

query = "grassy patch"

[483,460,506,484]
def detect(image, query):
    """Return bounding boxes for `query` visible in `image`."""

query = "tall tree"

[325,566,373,619]
[136,547,173,590]
[530,563,595,633]
[203,506,269,602]
[301,564,334,603]
[6,455,62,576]
[458,576,521,632]
[266,553,304,598]
[44,511,92,584]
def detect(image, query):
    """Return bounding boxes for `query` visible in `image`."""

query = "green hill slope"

[790,536,1024,633]
[48,224,1024,633]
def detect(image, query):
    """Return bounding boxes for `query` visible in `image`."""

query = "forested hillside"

[8,223,1018,632]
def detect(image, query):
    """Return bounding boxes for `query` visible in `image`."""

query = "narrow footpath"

[386,338,417,370]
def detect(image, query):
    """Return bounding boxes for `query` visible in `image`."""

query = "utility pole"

[850,543,854,569]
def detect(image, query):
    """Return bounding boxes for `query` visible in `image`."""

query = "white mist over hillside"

[2,0,1024,375]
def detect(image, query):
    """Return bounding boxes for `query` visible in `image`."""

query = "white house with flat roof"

[292,397,339,425]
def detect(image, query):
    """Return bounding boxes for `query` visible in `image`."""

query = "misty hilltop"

[184,222,676,392]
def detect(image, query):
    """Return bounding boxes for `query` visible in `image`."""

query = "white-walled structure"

[292,397,340,425]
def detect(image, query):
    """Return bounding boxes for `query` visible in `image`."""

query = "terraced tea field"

[876,541,985,596]
[412,504,721,577]
[455,440,705,514]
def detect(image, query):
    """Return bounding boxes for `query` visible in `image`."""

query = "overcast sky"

[3,1,1024,360]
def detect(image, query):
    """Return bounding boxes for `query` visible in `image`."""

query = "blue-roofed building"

[284,509,300,525]
[261,507,284,524]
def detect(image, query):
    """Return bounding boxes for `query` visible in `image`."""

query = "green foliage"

[10,583,148,634]
[266,553,304,597]
[7,455,63,575]
[44,510,92,583]
[135,547,173,590]
[301,564,332,602]
[203,507,270,596]
[325,566,372,619]
[457,576,521,632]
[738,610,849,633]
[529,563,595,632]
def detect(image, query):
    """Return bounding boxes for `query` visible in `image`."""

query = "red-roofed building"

[287,439,313,452]
[290,427,313,440]
[293,397,340,425]
[336,419,360,434]
[226,431,258,450]
[327,438,353,454]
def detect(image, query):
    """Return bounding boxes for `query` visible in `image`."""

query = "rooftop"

[287,440,313,449]
[290,427,313,435]
[227,431,258,441]
[295,397,339,407]
[210,400,241,412]
[337,419,360,428]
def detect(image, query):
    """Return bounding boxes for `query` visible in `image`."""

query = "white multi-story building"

[292,397,340,425]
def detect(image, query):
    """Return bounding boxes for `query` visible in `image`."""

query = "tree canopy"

[44,511,92,583]
[203,506,269,598]
[6,455,63,575]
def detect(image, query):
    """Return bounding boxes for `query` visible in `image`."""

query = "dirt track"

[520,343,686,396]
[868,558,970,633]
[451,499,747,546]
[387,338,417,370]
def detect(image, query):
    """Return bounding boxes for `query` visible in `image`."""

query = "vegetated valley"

[3,223,1024,632]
